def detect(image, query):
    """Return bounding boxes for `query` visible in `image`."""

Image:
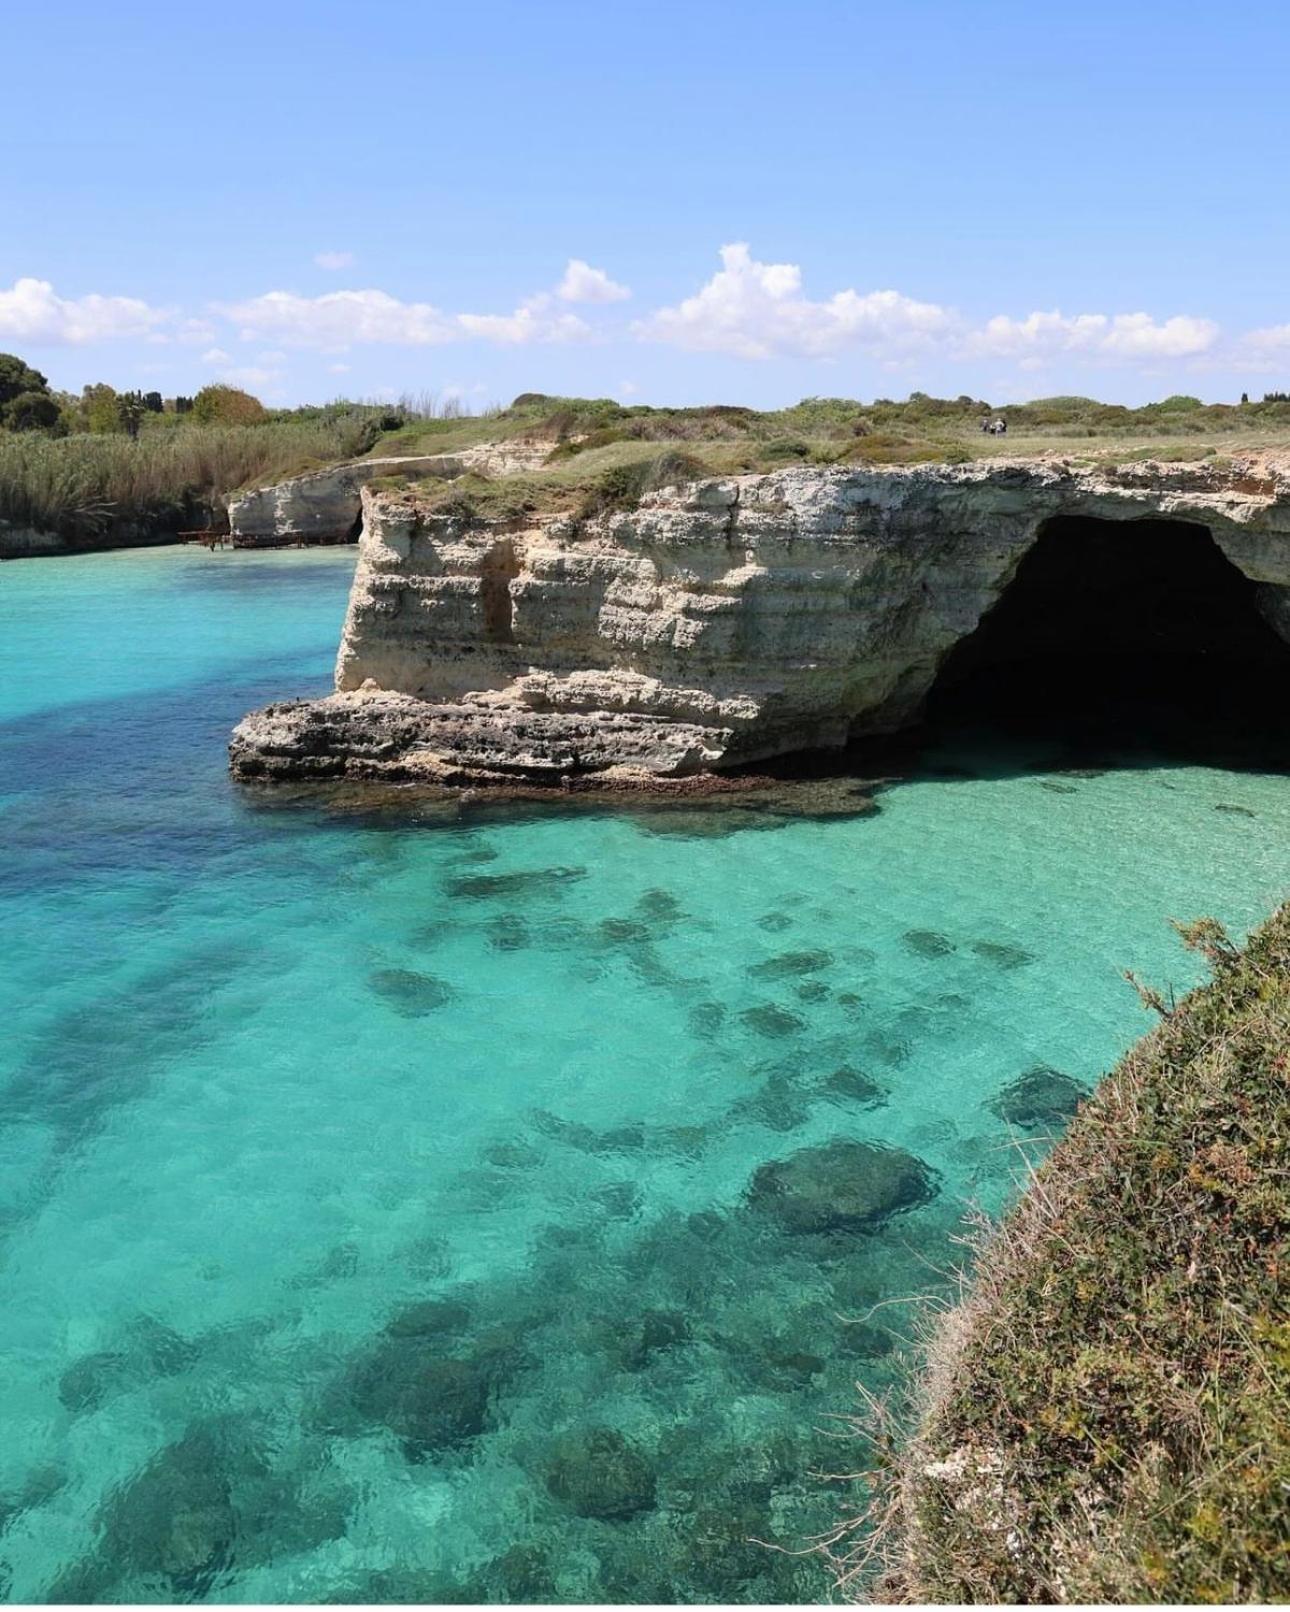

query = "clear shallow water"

[1,546,1288,1603]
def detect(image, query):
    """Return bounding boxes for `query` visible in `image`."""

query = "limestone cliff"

[225,440,556,546]
[230,457,1290,784]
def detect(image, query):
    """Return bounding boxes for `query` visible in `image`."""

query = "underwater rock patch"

[443,866,587,900]
[58,1317,198,1414]
[991,1064,1090,1128]
[757,912,794,932]
[901,928,956,959]
[795,980,831,1003]
[544,1426,657,1520]
[368,968,456,1015]
[590,1181,643,1219]
[1214,801,1257,817]
[836,1320,896,1359]
[341,1350,494,1459]
[728,1072,812,1133]
[597,917,654,945]
[819,1065,888,1108]
[86,1426,238,1594]
[747,949,834,980]
[480,1138,542,1169]
[740,1002,807,1038]
[688,1000,727,1038]
[970,939,1036,970]
[637,888,683,923]
[486,914,530,951]
[747,1139,937,1234]
[382,1297,473,1340]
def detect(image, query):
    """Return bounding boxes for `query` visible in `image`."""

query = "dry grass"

[826,907,1290,1603]
[0,417,379,541]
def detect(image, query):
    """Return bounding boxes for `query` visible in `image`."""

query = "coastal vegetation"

[837,908,1290,1603]
[5,354,1290,545]
[0,351,421,542]
[364,389,1290,523]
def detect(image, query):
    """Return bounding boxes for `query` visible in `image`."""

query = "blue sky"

[5,0,1289,409]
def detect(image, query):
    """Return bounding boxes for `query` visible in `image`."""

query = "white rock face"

[230,456,1290,782]
[225,455,463,545]
[226,439,555,546]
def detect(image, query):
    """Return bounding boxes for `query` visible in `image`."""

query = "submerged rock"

[747,1139,937,1233]
[746,949,834,980]
[740,1002,807,1038]
[368,968,455,1015]
[91,1427,239,1592]
[992,1064,1089,1128]
[382,1297,472,1340]
[688,1000,727,1038]
[637,888,683,923]
[58,1317,198,1414]
[820,1066,888,1108]
[597,917,653,945]
[342,1350,494,1459]
[544,1426,656,1520]
[902,929,956,959]
[971,939,1036,970]
[445,866,586,900]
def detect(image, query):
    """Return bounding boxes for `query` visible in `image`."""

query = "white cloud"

[457,298,590,345]
[639,243,953,360]
[214,365,283,390]
[174,318,218,346]
[201,347,231,364]
[557,258,630,304]
[314,251,355,271]
[328,361,351,374]
[965,309,1218,361]
[223,282,592,351]
[0,277,170,345]
[1235,323,1290,371]
[224,288,457,350]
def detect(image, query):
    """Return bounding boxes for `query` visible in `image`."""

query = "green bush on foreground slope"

[842,908,1289,1603]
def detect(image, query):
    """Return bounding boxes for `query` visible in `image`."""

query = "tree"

[143,391,163,414]
[117,390,148,440]
[0,353,50,410]
[3,390,61,431]
[81,383,122,434]
[191,384,267,425]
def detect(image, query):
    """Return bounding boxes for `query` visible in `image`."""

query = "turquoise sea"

[1,545,1288,1603]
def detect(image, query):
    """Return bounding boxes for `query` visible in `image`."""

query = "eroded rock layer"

[230,458,1290,783]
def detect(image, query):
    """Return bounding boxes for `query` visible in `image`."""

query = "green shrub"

[864,908,1290,1604]
[191,384,267,425]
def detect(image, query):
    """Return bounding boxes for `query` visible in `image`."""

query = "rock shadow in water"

[368,968,456,1016]
[970,938,1036,970]
[990,1064,1089,1129]
[901,928,956,959]
[443,866,587,900]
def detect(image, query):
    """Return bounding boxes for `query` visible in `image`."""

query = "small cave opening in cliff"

[923,515,1290,766]
[481,540,520,644]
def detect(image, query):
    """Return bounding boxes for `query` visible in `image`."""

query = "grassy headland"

[366,390,1290,524]
[842,908,1290,1603]
[6,372,1290,545]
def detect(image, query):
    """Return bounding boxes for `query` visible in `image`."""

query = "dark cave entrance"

[924,515,1290,760]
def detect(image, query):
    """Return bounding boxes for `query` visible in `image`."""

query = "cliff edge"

[849,907,1290,1603]
[230,455,1290,785]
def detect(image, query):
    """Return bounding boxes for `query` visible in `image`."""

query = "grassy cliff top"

[861,908,1290,1603]
[364,390,1290,523]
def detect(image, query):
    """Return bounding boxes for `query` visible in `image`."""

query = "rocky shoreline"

[230,454,1290,788]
